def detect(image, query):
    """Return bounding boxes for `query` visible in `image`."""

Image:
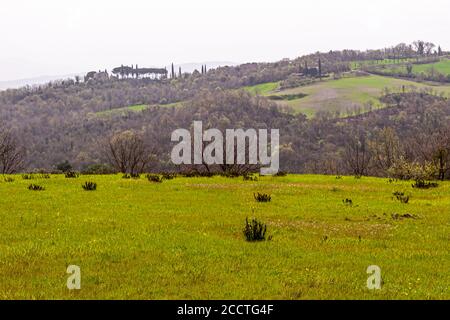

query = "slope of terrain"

[0,174,448,299]
[246,74,450,117]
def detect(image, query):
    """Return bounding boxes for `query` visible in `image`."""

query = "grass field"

[0,174,448,299]
[412,59,450,75]
[243,82,280,95]
[94,102,181,117]
[382,58,450,77]
[350,58,417,70]
[272,75,450,117]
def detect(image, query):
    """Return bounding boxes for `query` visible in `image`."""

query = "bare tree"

[430,129,450,181]
[344,132,371,176]
[0,129,24,174]
[413,40,425,56]
[368,127,403,174]
[103,130,152,174]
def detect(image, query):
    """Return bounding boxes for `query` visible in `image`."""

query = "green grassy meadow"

[383,58,450,77]
[0,174,448,299]
[94,102,181,117]
[412,58,450,75]
[243,82,280,95]
[271,75,450,116]
[350,58,417,70]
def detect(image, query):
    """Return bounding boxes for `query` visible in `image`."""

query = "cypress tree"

[318,58,322,80]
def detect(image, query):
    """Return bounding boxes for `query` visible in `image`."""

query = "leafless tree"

[368,127,403,174]
[0,128,24,174]
[103,130,152,174]
[344,132,371,177]
[430,129,450,180]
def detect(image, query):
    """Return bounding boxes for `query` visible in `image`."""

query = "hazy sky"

[1,0,449,81]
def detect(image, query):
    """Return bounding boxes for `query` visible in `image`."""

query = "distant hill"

[0,62,238,90]
[0,73,85,91]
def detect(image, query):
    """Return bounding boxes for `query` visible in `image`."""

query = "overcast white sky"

[0,0,449,81]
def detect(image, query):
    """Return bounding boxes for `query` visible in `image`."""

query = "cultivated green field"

[382,58,450,77]
[412,58,450,75]
[243,82,280,95]
[0,174,448,299]
[273,75,450,116]
[94,102,181,117]
[350,58,418,70]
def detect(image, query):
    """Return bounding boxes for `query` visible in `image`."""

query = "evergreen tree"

[318,58,322,80]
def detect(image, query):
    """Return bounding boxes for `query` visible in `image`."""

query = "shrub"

[39,173,51,179]
[243,218,271,242]
[146,174,163,183]
[28,184,45,191]
[243,174,258,181]
[122,173,140,179]
[274,171,287,177]
[181,171,214,178]
[161,172,176,180]
[388,158,437,181]
[342,198,353,206]
[65,171,80,178]
[412,179,439,189]
[22,174,34,180]
[254,192,271,202]
[392,191,409,204]
[82,181,97,191]
[4,177,14,183]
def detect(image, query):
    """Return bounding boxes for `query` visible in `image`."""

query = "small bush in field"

[392,191,409,204]
[22,174,34,180]
[28,184,45,191]
[65,171,80,178]
[243,218,271,242]
[123,173,140,179]
[161,172,176,180]
[82,181,97,191]
[342,198,353,206]
[254,192,271,202]
[412,179,438,189]
[4,177,14,183]
[146,174,163,183]
[243,174,258,181]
